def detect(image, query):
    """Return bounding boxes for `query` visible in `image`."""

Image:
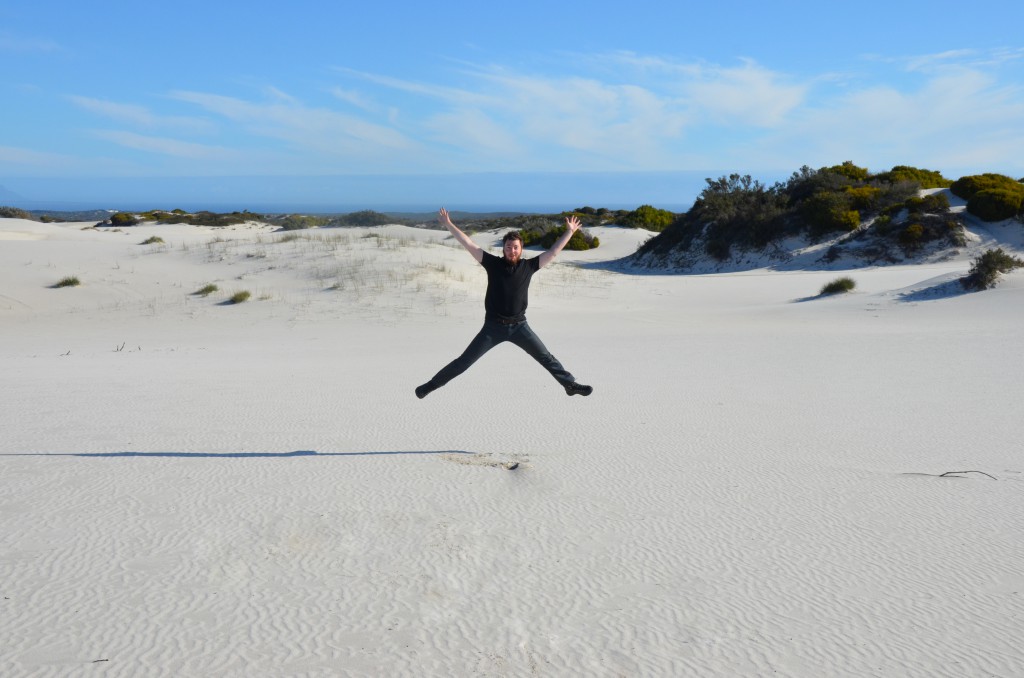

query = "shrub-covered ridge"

[634,162,970,267]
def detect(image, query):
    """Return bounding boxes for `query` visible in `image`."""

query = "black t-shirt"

[481,251,540,321]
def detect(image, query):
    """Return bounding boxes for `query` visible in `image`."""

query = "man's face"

[503,238,523,263]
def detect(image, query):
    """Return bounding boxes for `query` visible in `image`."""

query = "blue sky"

[2,0,1023,210]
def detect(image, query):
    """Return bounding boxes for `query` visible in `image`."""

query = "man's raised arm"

[538,215,583,268]
[438,207,484,263]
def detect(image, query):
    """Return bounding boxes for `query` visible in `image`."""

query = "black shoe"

[564,382,593,397]
[415,381,438,399]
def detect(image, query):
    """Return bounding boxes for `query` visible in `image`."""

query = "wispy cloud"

[336,63,695,169]
[329,87,378,112]
[0,31,60,52]
[681,60,807,127]
[871,47,1024,73]
[69,96,213,134]
[169,90,418,164]
[12,47,1021,179]
[734,56,1024,173]
[0,144,138,176]
[91,131,236,159]
[0,144,78,167]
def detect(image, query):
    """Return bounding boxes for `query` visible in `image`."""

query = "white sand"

[2,215,1023,677]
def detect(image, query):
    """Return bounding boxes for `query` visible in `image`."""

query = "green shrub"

[536,226,599,250]
[802,191,860,238]
[844,185,881,211]
[0,206,33,219]
[906,192,950,214]
[330,210,393,227]
[54,276,81,288]
[110,212,138,226]
[278,214,328,230]
[871,214,895,235]
[967,188,1024,222]
[873,166,951,188]
[140,236,165,245]
[194,284,218,297]
[820,276,856,295]
[962,248,1024,290]
[622,204,674,232]
[950,173,1023,201]
[228,290,251,304]
[824,161,870,182]
[899,223,925,245]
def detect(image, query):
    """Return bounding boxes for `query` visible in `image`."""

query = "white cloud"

[69,96,213,134]
[170,90,417,158]
[91,131,235,159]
[898,47,1024,73]
[0,144,78,167]
[0,144,139,176]
[336,64,694,169]
[0,32,59,52]
[26,48,1021,178]
[735,61,1024,174]
[424,108,523,159]
[683,60,807,127]
[329,87,378,112]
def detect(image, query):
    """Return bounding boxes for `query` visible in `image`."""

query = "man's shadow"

[2,450,475,459]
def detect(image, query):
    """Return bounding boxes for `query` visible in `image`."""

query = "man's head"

[502,230,523,263]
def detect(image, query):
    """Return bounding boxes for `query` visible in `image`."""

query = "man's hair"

[502,230,523,245]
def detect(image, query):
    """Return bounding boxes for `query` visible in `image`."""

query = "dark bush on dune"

[329,210,395,227]
[961,248,1024,291]
[621,204,675,232]
[521,225,600,251]
[951,174,1024,221]
[0,206,33,219]
[967,189,1024,223]
[110,212,139,226]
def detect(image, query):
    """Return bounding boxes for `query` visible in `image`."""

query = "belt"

[491,316,525,325]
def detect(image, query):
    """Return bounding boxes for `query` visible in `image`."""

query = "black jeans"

[430,318,575,387]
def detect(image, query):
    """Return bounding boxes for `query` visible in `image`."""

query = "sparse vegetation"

[0,206,32,219]
[140,236,165,245]
[820,276,856,296]
[194,284,219,297]
[228,290,252,304]
[961,248,1024,291]
[53,276,81,288]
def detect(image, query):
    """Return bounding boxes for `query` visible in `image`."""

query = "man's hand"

[438,207,455,228]
[539,215,585,268]
[438,206,484,263]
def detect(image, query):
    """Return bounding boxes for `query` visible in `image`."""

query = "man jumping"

[415,207,593,399]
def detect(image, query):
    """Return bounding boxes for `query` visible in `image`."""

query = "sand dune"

[2,216,1023,677]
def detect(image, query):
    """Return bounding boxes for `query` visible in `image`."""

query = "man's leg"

[508,322,575,384]
[508,322,592,396]
[416,323,500,398]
